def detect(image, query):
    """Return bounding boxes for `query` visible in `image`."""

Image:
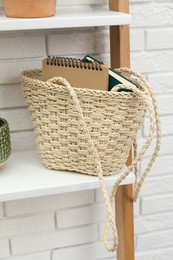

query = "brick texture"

[146,29,173,50]
[1,108,32,132]
[136,247,173,260]
[0,84,25,109]
[0,212,55,238]
[148,72,173,94]
[131,3,173,27]
[0,251,50,260]
[141,193,173,215]
[0,203,3,219]
[0,35,46,59]
[135,211,173,234]
[0,239,10,259]
[47,28,109,55]
[5,190,94,217]
[11,225,97,255]
[57,204,106,228]
[137,229,173,250]
[52,242,112,260]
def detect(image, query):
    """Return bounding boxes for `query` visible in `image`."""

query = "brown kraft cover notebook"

[42,56,109,91]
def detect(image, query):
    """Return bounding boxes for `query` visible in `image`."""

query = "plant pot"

[3,0,56,18]
[0,118,11,168]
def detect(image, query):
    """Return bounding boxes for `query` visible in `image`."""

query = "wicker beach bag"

[21,68,161,252]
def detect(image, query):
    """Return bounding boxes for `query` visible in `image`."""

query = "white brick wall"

[0,251,51,260]
[146,29,173,50]
[137,229,173,250]
[57,204,106,228]
[135,211,173,234]
[136,248,173,260]
[0,203,3,218]
[5,190,94,216]
[0,84,25,109]
[141,155,173,176]
[52,242,113,260]
[0,212,55,238]
[47,28,109,55]
[131,2,173,27]
[0,239,10,259]
[11,225,98,255]
[141,193,173,215]
[0,0,173,259]
[0,35,46,59]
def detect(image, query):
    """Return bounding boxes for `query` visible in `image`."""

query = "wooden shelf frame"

[0,1,134,259]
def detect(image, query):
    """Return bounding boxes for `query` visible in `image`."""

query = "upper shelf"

[0,6,132,32]
[0,150,134,202]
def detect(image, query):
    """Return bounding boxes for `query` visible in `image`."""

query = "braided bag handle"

[47,68,161,252]
[115,68,161,201]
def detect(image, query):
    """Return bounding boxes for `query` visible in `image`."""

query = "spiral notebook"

[42,56,109,91]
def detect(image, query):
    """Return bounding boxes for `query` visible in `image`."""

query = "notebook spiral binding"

[46,56,103,71]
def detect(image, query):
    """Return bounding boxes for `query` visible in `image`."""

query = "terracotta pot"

[3,0,56,18]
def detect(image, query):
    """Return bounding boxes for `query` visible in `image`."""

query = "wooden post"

[109,1,135,260]
[109,0,130,68]
[115,185,134,260]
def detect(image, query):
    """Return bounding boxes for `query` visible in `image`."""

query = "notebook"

[83,55,139,91]
[42,56,109,91]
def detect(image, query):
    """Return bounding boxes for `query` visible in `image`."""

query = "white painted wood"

[0,6,132,31]
[0,151,134,202]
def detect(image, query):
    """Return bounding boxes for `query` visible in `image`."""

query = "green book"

[83,55,138,92]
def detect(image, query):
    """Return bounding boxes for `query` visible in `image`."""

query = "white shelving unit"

[0,4,133,202]
[0,6,131,31]
[0,2,135,258]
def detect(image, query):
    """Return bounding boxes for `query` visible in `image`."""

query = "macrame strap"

[47,77,118,251]
[115,68,161,201]
[103,69,161,251]
[47,70,161,252]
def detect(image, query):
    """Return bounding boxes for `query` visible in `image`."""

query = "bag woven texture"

[0,118,11,166]
[21,68,161,252]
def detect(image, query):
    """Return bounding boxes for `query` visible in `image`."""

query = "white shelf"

[0,151,134,202]
[0,6,132,31]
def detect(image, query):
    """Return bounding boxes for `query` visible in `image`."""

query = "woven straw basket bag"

[21,68,161,252]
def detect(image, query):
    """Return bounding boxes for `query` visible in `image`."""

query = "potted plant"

[3,0,56,18]
[0,118,11,168]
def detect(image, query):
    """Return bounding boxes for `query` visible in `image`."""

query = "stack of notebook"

[42,55,138,91]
